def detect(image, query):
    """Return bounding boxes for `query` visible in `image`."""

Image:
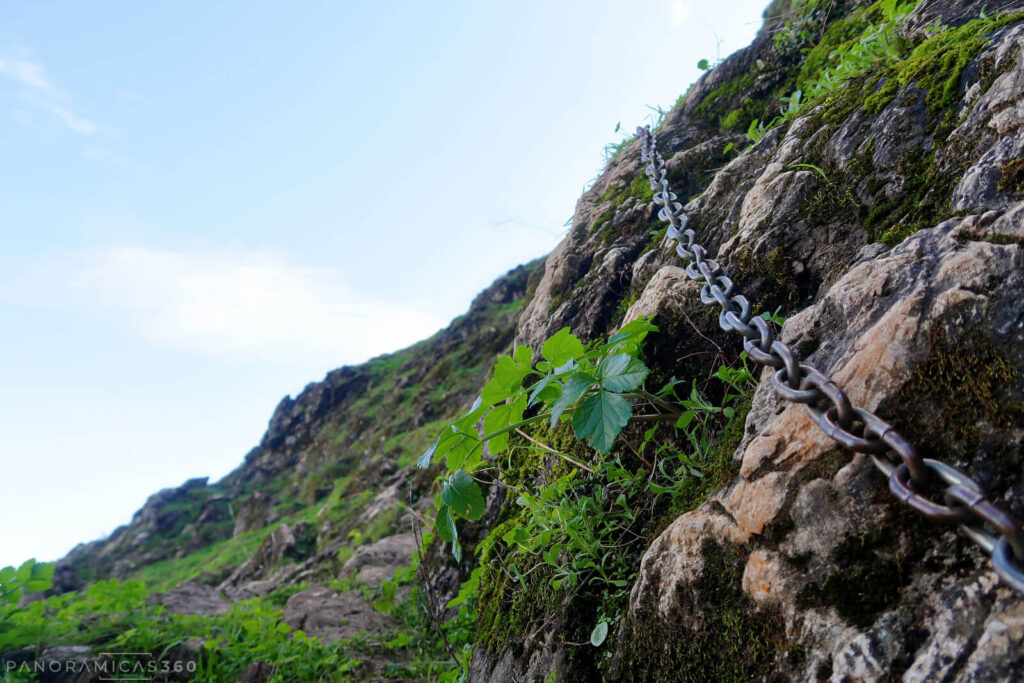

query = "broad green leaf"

[483,394,527,454]
[453,400,487,434]
[591,620,609,646]
[442,427,483,472]
[441,470,486,520]
[481,356,532,404]
[0,567,15,583]
[31,563,54,582]
[541,328,585,366]
[449,441,484,473]
[573,390,632,453]
[502,526,530,547]
[529,380,562,407]
[23,580,51,593]
[528,359,577,406]
[513,344,533,368]
[16,560,34,583]
[435,504,457,542]
[597,354,649,393]
[549,373,595,428]
[605,316,658,352]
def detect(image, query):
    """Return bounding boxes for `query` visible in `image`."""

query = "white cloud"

[669,0,691,27]
[0,50,99,134]
[70,246,446,365]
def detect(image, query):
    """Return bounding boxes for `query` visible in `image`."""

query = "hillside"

[4,0,1024,680]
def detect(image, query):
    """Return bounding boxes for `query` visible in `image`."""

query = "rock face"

[475,0,1024,680]
[282,585,394,642]
[342,532,418,585]
[149,581,230,616]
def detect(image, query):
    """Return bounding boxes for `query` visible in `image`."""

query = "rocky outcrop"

[476,0,1024,680]
[341,532,418,585]
[149,581,230,616]
[52,478,232,593]
[282,585,394,642]
[218,522,316,594]
[52,260,541,592]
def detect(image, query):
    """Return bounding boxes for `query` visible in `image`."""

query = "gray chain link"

[637,125,1024,594]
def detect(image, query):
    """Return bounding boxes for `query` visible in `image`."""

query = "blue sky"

[0,0,767,568]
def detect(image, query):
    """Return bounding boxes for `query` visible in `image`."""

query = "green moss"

[720,109,743,130]
[629,174,655,202]
[616,540,802,682]
[691,71,757,124]
[798,530,911,628]
[795,9,875,87]
[863,74,898,113]
[997,158,1024,194]
[548,289,571,314]
[735,246,806,314]
[895,12,1024,109]
[957,232,1024,246]
[880,325,1024,455]
[800,169,863,230]
[637,226,668,259]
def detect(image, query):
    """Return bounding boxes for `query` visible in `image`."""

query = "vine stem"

[514,428,596,474]
[478,412,553,442]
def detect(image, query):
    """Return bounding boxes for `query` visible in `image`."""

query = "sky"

[0,0,769,569]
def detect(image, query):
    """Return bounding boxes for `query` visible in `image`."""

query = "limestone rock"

[282,585,394,642]
[341,532,417,585]
[149,581,230,616]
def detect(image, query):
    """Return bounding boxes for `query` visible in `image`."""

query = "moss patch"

[617,540,802,682]
[880,324,1023,454]
[798,530,912,628]
[997,158,1024,194]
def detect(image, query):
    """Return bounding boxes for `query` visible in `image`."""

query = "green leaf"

[549,373,595,428]
[597,354,649,393]
[0,567,15,584]
[591,621,609,647]
[31,563,54,582]
[483,394,527,454]
[16,560,34,583]
[513,344,533,368]
[573,390,632,454]
[605,317,657,352]
[528,359,577,406]
[441,470,486,520]
[541,328,585,366]
[441,427,483,472]
[420,403,484,470]
[502,526,530,547]
[435,504,457,542]
[481,355,532,404]
[452,537,463,563]
[676,410,696,429]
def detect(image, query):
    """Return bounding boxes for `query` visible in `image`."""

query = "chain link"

[637,125,1024,595]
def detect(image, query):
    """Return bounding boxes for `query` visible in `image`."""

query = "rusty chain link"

[637,125,1024,594]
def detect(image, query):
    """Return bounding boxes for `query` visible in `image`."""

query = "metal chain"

[637,125,1024,594]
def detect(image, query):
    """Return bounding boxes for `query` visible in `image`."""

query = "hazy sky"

[0,0,768,568]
